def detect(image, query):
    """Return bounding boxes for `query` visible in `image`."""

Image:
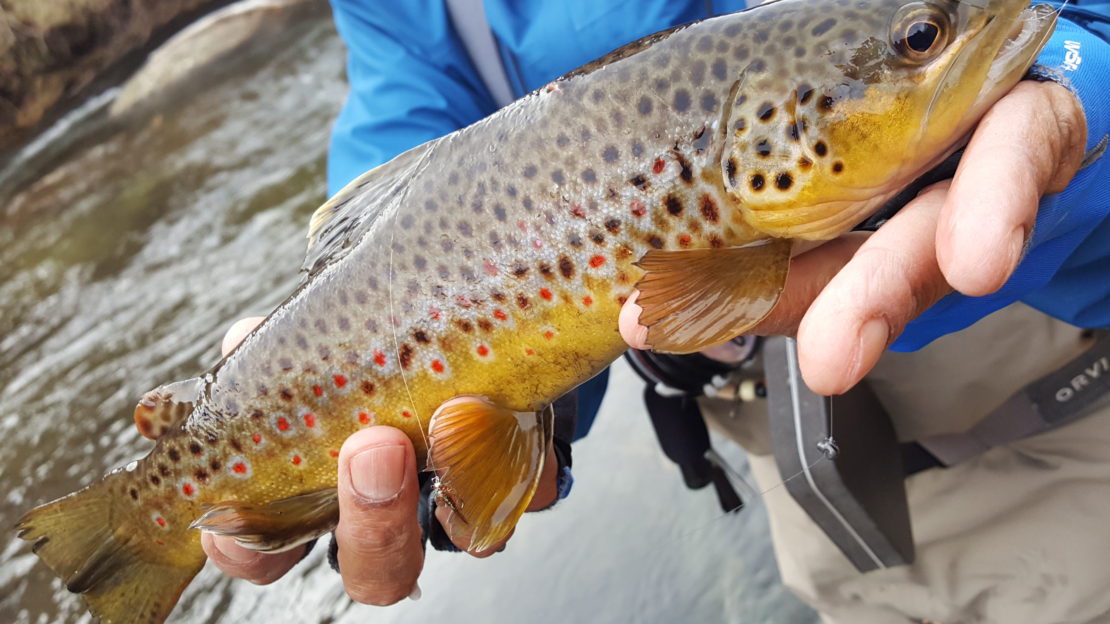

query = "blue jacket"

[327,0,1110,430]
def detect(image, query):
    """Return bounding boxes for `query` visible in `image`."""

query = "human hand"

[199,317,560,605]
[621,81,1087,395]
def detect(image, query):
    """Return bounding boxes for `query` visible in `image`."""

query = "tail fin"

[16,473,206,624]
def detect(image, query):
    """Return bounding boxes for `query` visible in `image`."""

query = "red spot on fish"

[483,258,499,276]
[429,306,441,320]
[571,204,586,219]
[517,220,528,232]
[233,462,247,474]
[402,410,413,419]
[617,295,629,305]
[678,234,692,247]
[582,296,593,306]
[292,455,302,466]
[476,345,490,357]
[155,517,166,527]
[653,158,666,174]
[373,350,387,367]
[182,483,195,496]
[532,239,543,250]
[589,255,606,268]
[543,331,555,341]
[431,360,445,373]
[277,417,290,431]
[539,288,553,301]
[329,450,339,458]
[630,200,646,217]
[525,348,536,356]
[493,309,508,321]
[333,375,347,388]
[312,385,323,397]
[252,433,262,444]
[156,539,165,546]
[358,412,371,425]
[304,413,316,428]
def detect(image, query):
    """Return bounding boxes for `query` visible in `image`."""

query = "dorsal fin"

[133,378,202,440]
[303,139,436,275]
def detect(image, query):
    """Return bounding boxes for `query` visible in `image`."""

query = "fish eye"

[890,3,950,62]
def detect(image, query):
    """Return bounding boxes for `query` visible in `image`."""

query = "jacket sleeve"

[325,0,498,195]
[894,15,1110,351]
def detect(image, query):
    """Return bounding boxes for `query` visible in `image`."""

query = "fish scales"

[17,0,1058,620]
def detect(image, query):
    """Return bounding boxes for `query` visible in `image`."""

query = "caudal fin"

[16,472,206,623]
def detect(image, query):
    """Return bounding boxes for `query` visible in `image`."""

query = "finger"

[937,81,1087,296]
[334,426,424,606]
[431,439,559,556]
[201,532,305,585]
[797,183,952,395]
[221,316,266,356]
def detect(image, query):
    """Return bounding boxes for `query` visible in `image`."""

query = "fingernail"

[1006,226,1028,274]
[211,535,259,564]
[349,445,406,503]
[851,318,890,385]
[408,582,422,601]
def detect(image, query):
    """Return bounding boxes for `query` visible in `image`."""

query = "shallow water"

[0,16,815,624]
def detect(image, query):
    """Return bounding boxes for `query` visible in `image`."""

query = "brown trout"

[18,0,1056,621]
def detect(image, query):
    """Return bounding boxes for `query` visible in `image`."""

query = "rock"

[0,0,230,154]
[110,0,329,118]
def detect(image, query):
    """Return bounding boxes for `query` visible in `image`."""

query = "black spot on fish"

[734,118,747,133]
[522,197,535,211]
[551,170,565,185]
[712,58,727,81]
[725,23,742,37]
[413,329,430,344]
[251,409,264,420]
[457,221,473,237]
[295,334,308,350]
[559,256,575,279]
[690,60,707,86]
[673,89,691,112]
[211,458,224,470]
[697,35,713,52]
[700,195,719,222]
[477,318,494,332]
[460,266,476,281]
[751,173,766,191]
[655,78,670,93]
[812,18,837,36]
[456,319,474,333]
[815,140,828,157]
[400,214,414,229]
[556,134,570,147]
[168,448,181,462]
[523,165,537,178]
[630,174,650,191]
[150,475,161,486]
[778,19,795,32]
[757,103,775,122]
[631,141,645,157]
[279,388,294,401]
[754,29,770,43]
[338,317,351,331]
[734,45,750,61]
[491,291,507,303]
[516,294,531,309]
[677,153,694,183]
[749,58,766,72]
[795,46,806,58]
[819,95,835,112]
[833,161,844,173]
[756,139,772,157]
[775,172,793,190]
[512,262,529,277]
[189,441,203,455]
[129,488,139,500]
[159,464,170,477]
[647,235,665,249]
[194,470,209,483]
[603,146,620,162]
[568,231,583,248]
[638,96,654,116]
[399,344,413,370]
[361,381,376,396]
[726,158,738,186]
[582,168,597,183]
[590,230,605,245]
[539,262,554,278]
[605,218,622,234]
[701,92,719,113]
[489,231,502,248]
[799,156,813,170]
[437,264,450,279]
[665,195,684,216]
[787,122,800,141]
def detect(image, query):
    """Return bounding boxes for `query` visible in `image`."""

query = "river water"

[0,15,816,624]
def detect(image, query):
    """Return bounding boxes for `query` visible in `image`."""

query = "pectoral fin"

[427,396,553,553]
[133,377,202,440]
[633,239,791,353]
[189,488,339,553]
